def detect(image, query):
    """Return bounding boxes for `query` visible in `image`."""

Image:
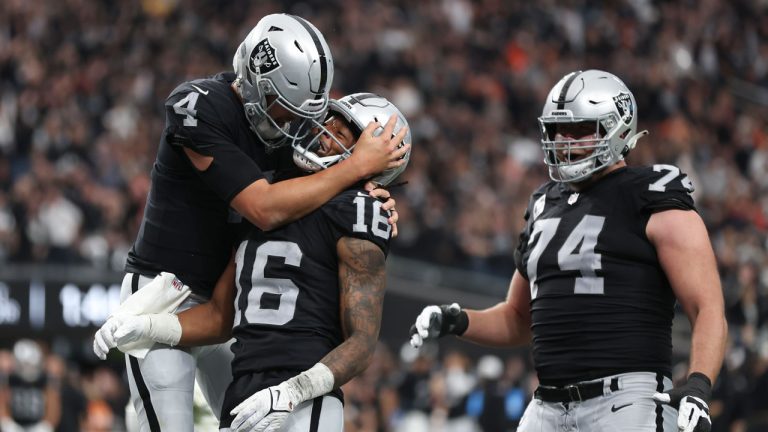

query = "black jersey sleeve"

[164,83,264,203]
[630,165,696,214]
[513,183,550,277]
[321,189,391,256]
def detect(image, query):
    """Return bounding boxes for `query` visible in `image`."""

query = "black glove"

[409,303,469,347]
[653,372,712,432]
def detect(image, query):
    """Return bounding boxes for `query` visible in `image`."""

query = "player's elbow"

[353,336,379,375]
[209,307,234,343]
[231,181,286,231]
[244,206,283,231]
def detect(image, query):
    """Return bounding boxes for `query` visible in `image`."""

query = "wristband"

[285,362,335,405]
[685,372,712,401]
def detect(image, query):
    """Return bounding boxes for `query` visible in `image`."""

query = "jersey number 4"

[527,215,605,299]
[173,92,200,127]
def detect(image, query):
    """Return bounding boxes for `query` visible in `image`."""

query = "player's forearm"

[320,334,377,387]
[688,305,727,382]
[234,158,365,230]
[462,303,531,347]
[177,302,232,346]
[177,256,235,345]
[331,236,387,386]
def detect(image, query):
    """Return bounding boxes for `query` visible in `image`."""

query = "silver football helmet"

[538,69,648,183]
[13,339,43,382]
[233,14,334,150]
[293,93,411,186]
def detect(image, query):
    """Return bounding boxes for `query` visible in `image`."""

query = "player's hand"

[111,315,153,347]
[365,183,399,237]
[93,316,122,360]
[409,303,469,348]
[350,114,410,179]
[653,372,712,432]
[230,381,297,432]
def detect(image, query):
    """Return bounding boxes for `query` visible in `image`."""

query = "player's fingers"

[652,392,670,404]
[389,123,409,149]
[103,323,119,348]
[410,333,423,348]
[416,307,437,338]
[389,142,411,163]
[231,411,250,432]
[377,194,394,210]
[230,397,251,416]
[93,332,108,360]
[681,413,697,432]
[113,324,133,343]
[381,114,398,140]
[391,220,399,238]
[360,120,381,140]
[678,403,693,431]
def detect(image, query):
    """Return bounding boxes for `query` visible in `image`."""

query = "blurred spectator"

[2,0,768,430]
[0,340,61,432]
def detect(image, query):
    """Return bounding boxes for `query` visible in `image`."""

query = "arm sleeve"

[632,165,696,214]
[164,89,264,203]
[321,190,391,256]
[513,200,534,277]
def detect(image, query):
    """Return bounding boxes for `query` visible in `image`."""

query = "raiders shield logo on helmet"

[249,39,281,75]
[613,93,633,125]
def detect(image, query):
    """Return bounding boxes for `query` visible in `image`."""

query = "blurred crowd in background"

[0,0,767,430]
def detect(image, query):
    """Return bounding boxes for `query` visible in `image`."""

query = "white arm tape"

[285,363,335,405]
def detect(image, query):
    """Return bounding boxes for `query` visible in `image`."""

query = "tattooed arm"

[320,236,387,386]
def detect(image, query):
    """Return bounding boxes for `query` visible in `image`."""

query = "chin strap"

[623,129,649,156]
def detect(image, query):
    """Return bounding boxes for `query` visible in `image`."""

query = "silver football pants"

[518,372,678,432]
[122,273,234,432]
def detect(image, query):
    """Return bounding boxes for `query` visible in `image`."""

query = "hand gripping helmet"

[538,69,648,183]
[293,93,412,186]
[233,14,334,150]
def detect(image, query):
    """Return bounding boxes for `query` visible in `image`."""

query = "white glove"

[93,316,121,360]
[231,381,296,432]
[230,363,335,432]
[653,372,712,432]
[409,303,467,348]
[653,394,711,432]
[92,314,181,360]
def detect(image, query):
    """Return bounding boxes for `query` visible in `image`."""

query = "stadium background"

[0,0,767,430]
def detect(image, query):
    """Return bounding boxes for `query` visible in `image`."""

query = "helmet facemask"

[539,115,622,183]
[232,14,334,151]
[292,93,412,187]
[293,114,359,172]
[239,78,326,152]
[538,70,647,184]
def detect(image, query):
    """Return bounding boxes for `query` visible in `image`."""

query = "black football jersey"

[514,165,696,386]
[230,186,391,379]
[126,72,286,297]
[9,373,47,426]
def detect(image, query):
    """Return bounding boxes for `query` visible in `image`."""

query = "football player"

[92,14,408,432]
[95,93,410,432]
[409,70,726,432]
